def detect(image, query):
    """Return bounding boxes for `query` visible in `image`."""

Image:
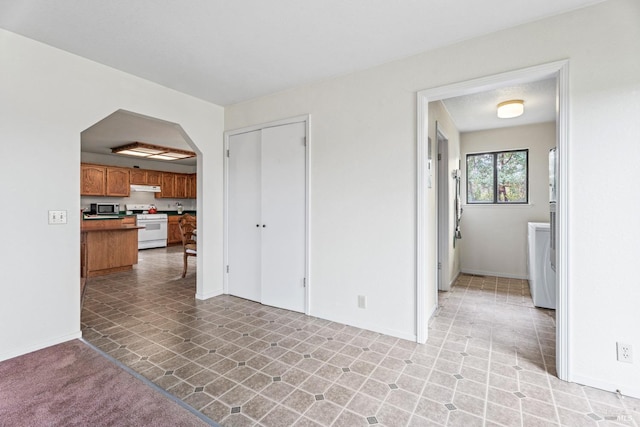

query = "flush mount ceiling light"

[497,99,524,119]
[111,142,195,160]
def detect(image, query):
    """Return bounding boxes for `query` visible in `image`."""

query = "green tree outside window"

[467,149,528,204]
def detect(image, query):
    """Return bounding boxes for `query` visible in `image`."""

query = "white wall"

[0,29,225,361]
[459,122,555,278]
[225,0,640,397]
[428,101,461,290]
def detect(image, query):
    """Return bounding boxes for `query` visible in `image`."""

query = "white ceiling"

[3,1,595,159]
[1,0,601,107]
[81,110,197,166]
[442,77,557,133]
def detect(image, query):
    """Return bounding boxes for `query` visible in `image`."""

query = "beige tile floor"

[82,247,639,426]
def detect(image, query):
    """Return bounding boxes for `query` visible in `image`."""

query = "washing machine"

[527,222,556,309]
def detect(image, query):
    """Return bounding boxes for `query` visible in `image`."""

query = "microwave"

[90,203,120,215]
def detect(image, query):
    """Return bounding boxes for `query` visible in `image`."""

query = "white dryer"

[527,222,556,309]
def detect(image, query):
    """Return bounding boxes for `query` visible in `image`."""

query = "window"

[466,149,528,204]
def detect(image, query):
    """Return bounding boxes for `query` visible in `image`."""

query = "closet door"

[260,122,306,313]
[228,130,262,303]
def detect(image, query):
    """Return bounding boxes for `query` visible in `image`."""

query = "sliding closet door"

[260,122,306,312]
[227,130,262,303]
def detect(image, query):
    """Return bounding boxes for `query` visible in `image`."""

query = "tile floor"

[81,247,639,426]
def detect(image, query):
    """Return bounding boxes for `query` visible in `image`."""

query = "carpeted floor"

[0,339,217,426]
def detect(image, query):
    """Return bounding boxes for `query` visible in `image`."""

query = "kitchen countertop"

[83,214,135,220]
[81,224,143,232]
[82,212,196,220]
[162,210,197,216]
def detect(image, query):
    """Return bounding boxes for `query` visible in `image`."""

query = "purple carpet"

[0,339,216,426]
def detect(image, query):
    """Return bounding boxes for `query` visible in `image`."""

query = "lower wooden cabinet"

[167,214,196,245]
[81,217,139,277]
[168,216,182,245]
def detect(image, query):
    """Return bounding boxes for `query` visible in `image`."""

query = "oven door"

[137,218,168,249]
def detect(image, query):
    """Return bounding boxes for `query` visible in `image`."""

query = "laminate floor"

[81,247,639,426]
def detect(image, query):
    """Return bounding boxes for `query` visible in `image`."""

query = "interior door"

[260,122,306,312]
[228,130,262,303]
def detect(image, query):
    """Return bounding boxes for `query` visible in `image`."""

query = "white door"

[261,122,306,312]
[228,130,262,303]
[227,121,306,312]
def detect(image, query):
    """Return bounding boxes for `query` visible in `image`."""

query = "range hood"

[130,184,161,193]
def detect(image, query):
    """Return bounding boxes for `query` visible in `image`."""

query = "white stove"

[126,204,168,249]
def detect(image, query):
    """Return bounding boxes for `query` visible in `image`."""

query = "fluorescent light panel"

[111,142,195,161]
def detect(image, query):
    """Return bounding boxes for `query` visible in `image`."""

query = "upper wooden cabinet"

[187,174,197,199]
[81,164,107,196]
[81,163,195,199]
[174,174,188,199]
[159,173,176,198]
[147,170,162,186]
[130,169,163,186]
[81,164,130,197]
[105,167,130,196]
[129,169,147,185]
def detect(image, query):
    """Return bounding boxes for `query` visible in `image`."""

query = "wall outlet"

[48,210,67,224]
[617,342,633,363]
[358,295,367,309]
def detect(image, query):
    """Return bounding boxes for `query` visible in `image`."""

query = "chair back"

[178,214,197,248]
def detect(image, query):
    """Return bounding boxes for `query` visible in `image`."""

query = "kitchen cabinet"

[187,174,197,199]
[105,167,130,196]
[227,121,306,313]
[81,164,130,197]
[129,169,148,185]
[159,173,176,198]
[147,170,162,186]
[81,164,106,196]
[81,163,195,198]
[130,168,163,186]
[175,174,188,199]
[168,214,196,245]
[155,172,196,199]
[81,217,140,277]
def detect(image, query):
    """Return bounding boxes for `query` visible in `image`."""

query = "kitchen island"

[81,216,142,279]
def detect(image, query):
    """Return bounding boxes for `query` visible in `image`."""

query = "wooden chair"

[178,214,197,278]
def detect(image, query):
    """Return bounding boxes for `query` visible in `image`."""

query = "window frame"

[466,149,529,205]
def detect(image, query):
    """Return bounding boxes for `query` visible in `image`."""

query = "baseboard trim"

[460,269,528,280]
[449,271,461,287]
[571,373,640,400]
[0,331,82,362]
[196,288,223,301]
[309,311,417,342]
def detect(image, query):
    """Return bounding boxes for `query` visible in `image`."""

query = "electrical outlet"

[358,295,367,309]
[617,342,633,363]
[48,210,67,224]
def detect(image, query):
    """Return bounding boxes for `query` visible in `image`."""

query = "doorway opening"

[416,60,570,381]
[80,109,202,296]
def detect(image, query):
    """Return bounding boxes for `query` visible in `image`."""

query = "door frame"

[436,124,450,292]
[223,115,311,315]
[416,60,570,381]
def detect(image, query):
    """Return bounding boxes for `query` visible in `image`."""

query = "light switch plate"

[48,210,67,224]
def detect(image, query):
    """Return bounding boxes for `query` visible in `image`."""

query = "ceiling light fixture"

[497,99,524,119]
[111,142,195,160]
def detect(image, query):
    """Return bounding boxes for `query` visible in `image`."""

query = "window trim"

[466,149,529,204]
